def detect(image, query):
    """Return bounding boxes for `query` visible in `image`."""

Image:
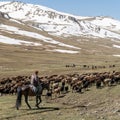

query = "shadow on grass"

[30,106,60,111]
[0,107,60,120]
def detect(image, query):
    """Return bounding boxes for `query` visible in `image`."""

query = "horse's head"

[41,81,50,91]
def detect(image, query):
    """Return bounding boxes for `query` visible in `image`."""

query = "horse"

[15,81,50,110]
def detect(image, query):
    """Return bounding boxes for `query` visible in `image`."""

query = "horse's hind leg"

[16,87,22,110]
[24,95,31,109]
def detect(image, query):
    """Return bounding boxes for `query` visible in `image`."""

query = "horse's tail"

[16,87,22,110]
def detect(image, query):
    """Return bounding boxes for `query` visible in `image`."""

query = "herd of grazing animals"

[0,71,120,98]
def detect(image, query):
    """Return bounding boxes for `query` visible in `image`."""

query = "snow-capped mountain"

[1,1,120,38]
[0,1,120,54]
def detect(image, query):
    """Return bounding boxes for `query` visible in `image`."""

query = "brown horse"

[15,82,50,110]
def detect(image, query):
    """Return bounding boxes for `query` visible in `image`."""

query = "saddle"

[21,84,42,96]
[21,85,36,96]
[21,85,30,91]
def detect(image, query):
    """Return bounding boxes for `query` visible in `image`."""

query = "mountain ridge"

[0,1,120,55]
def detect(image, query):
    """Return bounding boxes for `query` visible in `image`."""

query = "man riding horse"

[16,70,43,110]
[30,70,42,96]
[30,71,42,106]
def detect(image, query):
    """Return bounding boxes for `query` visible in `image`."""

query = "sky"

[0,0,120,20]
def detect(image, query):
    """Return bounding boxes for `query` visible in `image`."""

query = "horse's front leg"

[24,94,31,109]
[35,95,42,108]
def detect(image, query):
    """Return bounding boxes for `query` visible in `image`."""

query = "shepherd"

[15,70,43,110]
[30,70,42,96]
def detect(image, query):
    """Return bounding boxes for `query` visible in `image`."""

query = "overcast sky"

[1,0,120,20]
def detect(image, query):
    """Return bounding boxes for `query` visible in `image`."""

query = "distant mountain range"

[0,1,120,54]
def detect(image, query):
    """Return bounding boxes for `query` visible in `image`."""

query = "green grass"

[0,85,120,120]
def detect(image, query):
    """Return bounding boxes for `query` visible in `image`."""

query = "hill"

[0,1,120,76]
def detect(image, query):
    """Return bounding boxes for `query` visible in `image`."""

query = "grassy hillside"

[0,17,120,78]
[0,41,120,78]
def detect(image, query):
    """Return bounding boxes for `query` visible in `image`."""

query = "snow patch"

[113,55,120,57]
[113,44,120,48]
[0,35,42,46]
[0,24,80,49]
[47,49,79,54]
